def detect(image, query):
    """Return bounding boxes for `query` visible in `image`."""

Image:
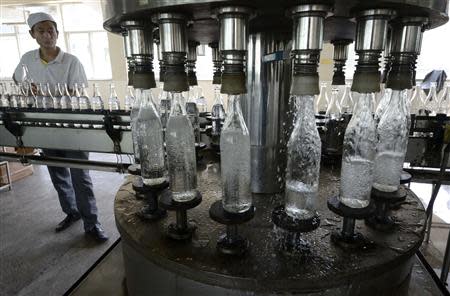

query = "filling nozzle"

[386,17,428,90]
[187,41,199,86]
[290,4,331,96]
[331,39,352,86]
[120,20,156,89]
[155,38,165,83]
[217,6,252,95]
[153,12,189,92]
[209,42,222,85]
[351,9,396,93]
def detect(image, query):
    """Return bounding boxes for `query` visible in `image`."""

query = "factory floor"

[0,159,449,295]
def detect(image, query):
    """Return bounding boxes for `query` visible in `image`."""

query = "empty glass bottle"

[79,83,91,110]
[136,90,167,186]
[166,92,198,202]
[42,83,54,110]
[35,83,46,109]
[437,83,449,114]
[159,91,171,129]
[71,83,80,110]
[91,83,104,111]
[211,85,226,137]
[108,83,120,111]
[130,88,142,162]
[325,87,341,120]
[60,83,71,110]
[9,84,18,108]
[186,86,201,142]
[316,82,329,114]
[124,86,134,111]
[0,83,10,107]
[220,94,251,213]
[196,86,207,113]
[340,83,353,114]
[409,85,422,115]
[285,95,321,220]
[52,84,62,109]
[373,89,409,192]
[339,92,376,208]
[424,82,438,115]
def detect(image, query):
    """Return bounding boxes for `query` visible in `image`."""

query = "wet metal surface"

[115,151,427,293]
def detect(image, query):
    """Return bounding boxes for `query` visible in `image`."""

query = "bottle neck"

[93,85,101,97]
[64,84,70,96]
[170,92,186,116]
[353,92,373,115]
[110,85,117,98]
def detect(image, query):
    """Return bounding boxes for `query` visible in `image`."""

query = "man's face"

[30,21,58,49]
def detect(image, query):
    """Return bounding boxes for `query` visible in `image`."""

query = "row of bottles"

[0,81,138,112]
[409,82,450,115]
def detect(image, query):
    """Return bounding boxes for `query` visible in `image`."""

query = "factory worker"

[12,12,108,242]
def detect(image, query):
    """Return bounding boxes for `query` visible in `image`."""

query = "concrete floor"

[0,159,448,295]
[0,154,126,296]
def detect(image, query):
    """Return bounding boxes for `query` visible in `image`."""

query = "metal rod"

[176,210,188,230]
[440,229,450,283]
[342,217,355,238]
[226,225,238,242]
[0,152,129,173]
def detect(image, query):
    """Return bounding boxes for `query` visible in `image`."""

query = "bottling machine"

[1,0,450,295]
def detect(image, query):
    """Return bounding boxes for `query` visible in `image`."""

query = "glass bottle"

[166,92,198,202]
[373,89,409,192]
[159,91,171,129]
[42,83,54,110]
[108,83,120,111]
[424,82,438,115]
[374,88,392,125]
[60,83,71,110]
[9,84,18,108]
[285,95,321,219]
[0,83,9,107]
[325,87,341,120]
[124,86,134,112]
[316,82,329,114]
[27,83,36,108]
[137,90,167,186]
[220,94,251,213]
[130,88,142,163]
[36,83,47,108]
[78,83,91,111]
[437,83,449,114]
[52,84,62,109]
[91,83,104,111]
[409,85,422,115]
[211,85,226,137]
[339,92,376,208]
[185,86,201,142]
[196,86,207,113]
[71,83,80,110]
[340,83,353,114]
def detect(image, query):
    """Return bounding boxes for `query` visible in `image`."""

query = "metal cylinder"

[291,4,329,52]
[390,17,428,54]
[218,6,250,52]
[187,41,198,62]
[154,12,188,53]
[355,9,396,52]
[122,30,132,59]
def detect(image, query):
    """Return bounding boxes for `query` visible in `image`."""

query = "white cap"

[27,12,56,29]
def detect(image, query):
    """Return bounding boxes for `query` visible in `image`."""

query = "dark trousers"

[42,149,99,231]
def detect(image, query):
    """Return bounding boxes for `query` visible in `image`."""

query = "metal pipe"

[342,217,356,238]
[0,152,129,173]
[187,41,199,86]
[440,228,450,283]
[209,42,222,84]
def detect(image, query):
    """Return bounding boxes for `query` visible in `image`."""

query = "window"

[0,2,111,80]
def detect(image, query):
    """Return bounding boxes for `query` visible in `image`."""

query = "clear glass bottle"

[91,83,104,111]
[196,86,207,113]
[124,86,134,112]
[425,82,438,115]
[0,83,8,107]
[159,91,171,129]
[79,83,91,111]
[60,83,71,110]
[340,83,353,114]
[437,83,449,114]
[285,95,321,219]
[9,84,18,108]
[36,83,46,109]
[137,90,167,186]
[108,83,120,111]
[374,88,392,125]
[166,92,198,202]
[325,87,341,120]
[339,92,376,208]
[42,83,54,110]
[211,85,226,137]
[373,89,409,192]
[52,83,61,109]
[71,83,80,110]
[316,82,329,114]
[186,86,201,142]
[220,94,251,213]
[27,83,36,108]
[130,88,142,162]
[409,85,422,115]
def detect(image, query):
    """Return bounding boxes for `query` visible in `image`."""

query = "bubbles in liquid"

[373,151,403,192]
[285,180,317,220]
[339,156,373,208]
